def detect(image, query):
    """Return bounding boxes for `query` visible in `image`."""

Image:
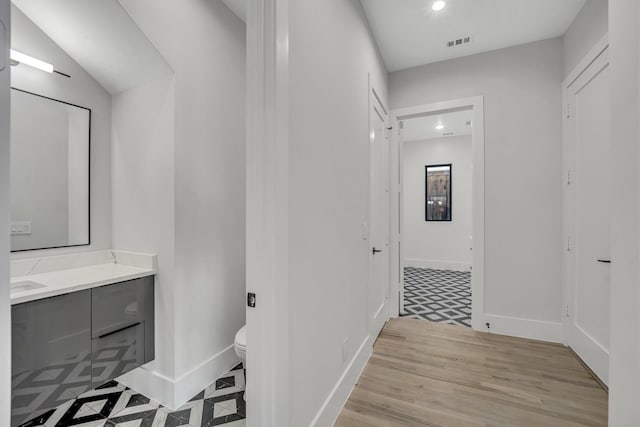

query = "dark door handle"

[98,322,141,339]
[597,259,612,264]
[372,247,382,255]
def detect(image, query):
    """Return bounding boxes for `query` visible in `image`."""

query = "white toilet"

[234,325,246,366]
[234,325,247,401]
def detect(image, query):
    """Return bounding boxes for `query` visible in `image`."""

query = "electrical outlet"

[10,221,31,235]
[564,304,570,318]
[342,338,349,363]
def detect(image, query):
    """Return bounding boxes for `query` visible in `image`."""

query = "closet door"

[566,45,610,385]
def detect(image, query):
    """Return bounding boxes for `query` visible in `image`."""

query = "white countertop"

[10,250,156,305]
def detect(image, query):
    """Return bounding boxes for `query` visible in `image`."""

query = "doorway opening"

[401,110,473,326]
[390,97,485,331]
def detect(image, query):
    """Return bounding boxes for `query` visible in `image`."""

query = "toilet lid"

[235,325,247,349]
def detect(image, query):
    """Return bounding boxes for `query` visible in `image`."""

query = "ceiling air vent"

[442,132,455,136]
[447,36,471,48]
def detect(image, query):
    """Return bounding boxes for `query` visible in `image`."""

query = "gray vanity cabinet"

[11,290,92,427]
[90,276,154,387]
[11,276,154,427]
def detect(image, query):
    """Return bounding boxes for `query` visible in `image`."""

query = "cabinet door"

[91,278,152,387]
[11,291,92,427]
[92,279,145,338]
[91,322,145,388]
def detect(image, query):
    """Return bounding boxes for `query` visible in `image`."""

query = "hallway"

[402,268,471,327]
[335,318,608,426]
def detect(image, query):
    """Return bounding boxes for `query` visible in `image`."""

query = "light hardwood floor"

[335,318,608,427]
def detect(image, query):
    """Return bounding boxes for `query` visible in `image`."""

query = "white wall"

[563,0,608,77]
[10,5,111,258]
[111,75,176,380]
[403,135,472,271]
[608,0,640,424]
[287,0,388,424]
[0,0,11,422]
[391,39,564,329]
[115,0,246,407]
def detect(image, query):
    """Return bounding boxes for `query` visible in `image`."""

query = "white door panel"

[369,92,389,337]
[567,47,610,384]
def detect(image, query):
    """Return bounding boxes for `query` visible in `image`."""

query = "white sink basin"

[11,281,46,292]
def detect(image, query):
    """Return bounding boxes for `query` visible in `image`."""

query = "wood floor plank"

[335,318,608,427]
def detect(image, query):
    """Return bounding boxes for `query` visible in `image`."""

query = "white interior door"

[397,121,406,315]
[566,47,610,385]
[369,91,390,338]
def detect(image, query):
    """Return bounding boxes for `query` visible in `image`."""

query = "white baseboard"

[174,345,240,406]
[310,336,373,427]
[481,313,564,343]
[404,258,471,272]
[117,361,175,408]
[117,345,240,410]
[568,324,609,385]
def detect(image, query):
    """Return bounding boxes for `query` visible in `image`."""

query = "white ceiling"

[360,0,586,72]
[13,0,172,94]
[222,0,247,23]
[403,109,473,142]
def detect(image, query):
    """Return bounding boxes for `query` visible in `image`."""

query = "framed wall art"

[425,164,452,221]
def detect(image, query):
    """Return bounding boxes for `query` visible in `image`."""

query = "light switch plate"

[342,338,349,363]
[0,19,5,71]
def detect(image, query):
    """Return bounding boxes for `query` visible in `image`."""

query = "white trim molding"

[564,34,609,88]
[392,96,485,331]
[0,0,11,422]
[567,325,609,385]
[483,314,564,343]
[246,0,291,425]
[117,346,240,410]
[309,337,373,427]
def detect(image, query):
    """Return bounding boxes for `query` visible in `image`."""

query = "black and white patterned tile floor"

[17,363,246,427]
[402,267,471,327]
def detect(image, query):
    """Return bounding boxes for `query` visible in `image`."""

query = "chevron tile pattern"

[17,364,246,427]
[402,267,471,327]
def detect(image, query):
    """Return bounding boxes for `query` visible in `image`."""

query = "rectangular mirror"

[10,88,90,251]
[425,163,452,221]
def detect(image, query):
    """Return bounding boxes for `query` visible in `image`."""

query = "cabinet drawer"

[92,278,147,338]
[91,321,145,387]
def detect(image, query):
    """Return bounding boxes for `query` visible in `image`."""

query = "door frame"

[0,0,10,423]
[562,34,610,383]
[245,0,290,425]
[390,96,485,331]
[368,82,391,339]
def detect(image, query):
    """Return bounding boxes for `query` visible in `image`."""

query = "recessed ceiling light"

[432,1,446,11]
[435,124,445,130]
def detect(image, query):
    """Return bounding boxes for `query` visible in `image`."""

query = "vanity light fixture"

[432,1,446,11]
[10,49,54,74]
